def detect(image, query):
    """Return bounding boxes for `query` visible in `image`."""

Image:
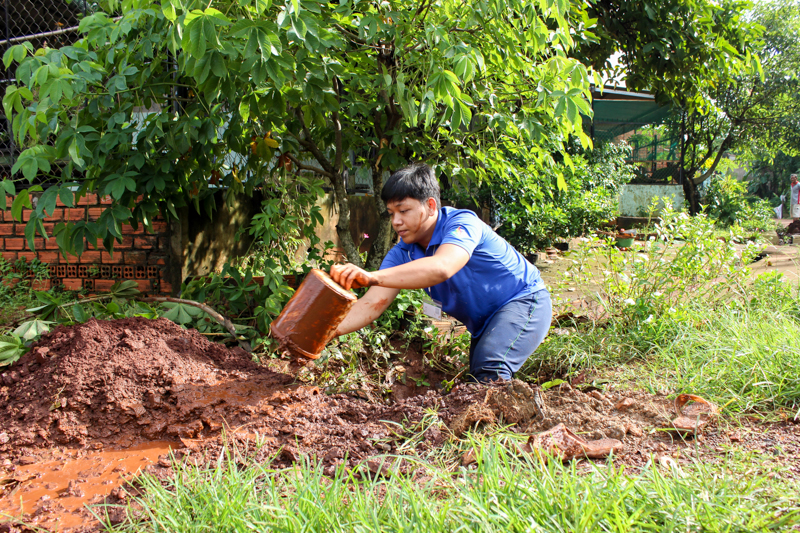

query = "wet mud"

[1,317,798,531]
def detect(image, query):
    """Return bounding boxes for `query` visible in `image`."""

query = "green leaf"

[11,189,31,222]
[109,280,141,298]
[72,303,89,323]
[541,379,566,391]
[13,319,53,342]
[239,98,251,122]
[161,302,203,325]
[0,335,27,367]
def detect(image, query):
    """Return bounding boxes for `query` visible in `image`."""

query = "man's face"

[792,177,798,186]
[385,197,436,244]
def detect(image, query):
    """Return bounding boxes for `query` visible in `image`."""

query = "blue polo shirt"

[380,207,544,337]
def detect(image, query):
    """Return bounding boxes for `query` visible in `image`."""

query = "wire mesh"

[1,0,90,171]
[588,118,682,184]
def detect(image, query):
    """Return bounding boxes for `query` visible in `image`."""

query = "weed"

[98,437,799,532]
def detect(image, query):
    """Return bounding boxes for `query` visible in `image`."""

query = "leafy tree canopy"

[3,0,594,268]
[578,0,762,110]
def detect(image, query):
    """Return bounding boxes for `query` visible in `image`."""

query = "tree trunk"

[365,168,393,271]
[331,171,363,268]
[681,175,701,215]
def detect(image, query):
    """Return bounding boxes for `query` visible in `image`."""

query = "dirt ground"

[1,316,798,532]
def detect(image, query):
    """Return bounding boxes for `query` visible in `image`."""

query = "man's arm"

[336,286,401,335]
[330,244,470,290]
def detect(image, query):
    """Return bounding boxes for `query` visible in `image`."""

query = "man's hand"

[330,263,379,290]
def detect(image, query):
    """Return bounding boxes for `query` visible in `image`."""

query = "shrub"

[703,173,774,231]
[494,142,636,252]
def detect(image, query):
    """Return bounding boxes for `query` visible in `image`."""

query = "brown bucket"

[270,269,357,359]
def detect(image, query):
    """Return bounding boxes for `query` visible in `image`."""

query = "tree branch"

[284,153,333,178]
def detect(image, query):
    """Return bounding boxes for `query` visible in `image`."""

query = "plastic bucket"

[614,236,634,248]
[270,269,357,359]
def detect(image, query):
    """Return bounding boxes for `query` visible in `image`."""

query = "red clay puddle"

[0,441,178,531]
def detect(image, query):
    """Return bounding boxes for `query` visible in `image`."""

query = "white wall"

[618,184,685,216]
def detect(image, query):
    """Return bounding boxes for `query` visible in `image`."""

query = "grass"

[97,437,799,532]
[645,307,800,416]
[525,304,800,418]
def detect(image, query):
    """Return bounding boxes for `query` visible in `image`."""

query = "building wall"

[618,184,685,217]
[0,193,176,294]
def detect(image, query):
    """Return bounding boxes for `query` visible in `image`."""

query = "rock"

[18,456,36,465]
[63,480,85,498]
[604,424,626,441]
[615,398,635,411]
[0,432,8,444]
[281,446,299,463]
[485,380,542,424]
[625,423,643,437]
[448,402,496,437]
[365,459,392,477]
[324,447,343,462]
[461,448,477,466]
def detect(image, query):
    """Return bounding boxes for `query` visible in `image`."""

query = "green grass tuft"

[97,439,799,532]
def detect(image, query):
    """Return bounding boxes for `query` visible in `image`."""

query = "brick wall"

[1,193,174,295]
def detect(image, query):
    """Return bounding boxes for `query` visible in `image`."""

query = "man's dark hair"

[381,163,440,208]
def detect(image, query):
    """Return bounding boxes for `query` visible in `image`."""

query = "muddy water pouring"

[270,269,357,359]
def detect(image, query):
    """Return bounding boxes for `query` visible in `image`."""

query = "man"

[330,163,551,383]
[790,174,800,221]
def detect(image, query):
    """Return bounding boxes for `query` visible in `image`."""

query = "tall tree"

[3,0,593,270]
[670,0,800,213]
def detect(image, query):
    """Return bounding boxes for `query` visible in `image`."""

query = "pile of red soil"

[0,318,293,450]
[0,316,729,472]
[0,318,452,466]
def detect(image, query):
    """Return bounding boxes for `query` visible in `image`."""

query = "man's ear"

[426,197,437,213]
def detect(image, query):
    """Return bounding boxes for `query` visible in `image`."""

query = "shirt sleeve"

[379,244,408,270]
[439,211,483,256]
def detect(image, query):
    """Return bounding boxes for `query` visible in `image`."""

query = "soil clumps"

[1,317,697,466]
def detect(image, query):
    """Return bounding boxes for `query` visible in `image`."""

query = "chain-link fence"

[588,90,683,185]
[594,121,683,184]
[1,0,91,170]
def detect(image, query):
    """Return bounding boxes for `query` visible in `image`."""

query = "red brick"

[99,196,113,205]
[124,251,146,264]
[94,279,116,291]
[159,281,173,294]
[134,236,156,249]
[5,238,24,250]
[24,238,45,251]
[101,251,123,264]
[0,224,13,236]
[62,278,82,291]
[117,236,134,249]
[134,280,151,293]
[21,210,31,222]
[79,251,102,263]
[151,221,168,233]
[44,208,64,222]
[122,224,140,235]
[45,238,61,250]
[66,208,86,221]
[37,251,59,263]
[42,223,54,233]
[2,252,16,262]
[17,252,37,262]
[148,254,167,265]
[87,207,104,219]
[76,193,98,206]
[31,279,51,291]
